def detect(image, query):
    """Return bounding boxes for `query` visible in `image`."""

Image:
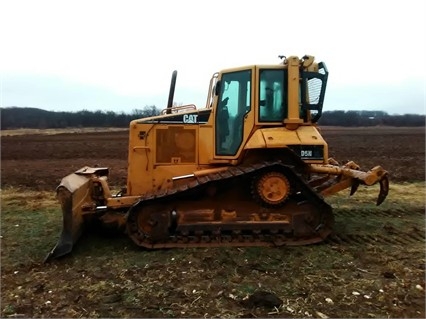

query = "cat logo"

[183,114,198,123]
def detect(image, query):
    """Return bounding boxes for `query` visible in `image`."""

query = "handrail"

[205,72,219,108]
[160,104,197,115]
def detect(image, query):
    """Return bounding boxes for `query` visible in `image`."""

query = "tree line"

[0,107,424,130]
[0,106,160,130]
[318,110,425,127]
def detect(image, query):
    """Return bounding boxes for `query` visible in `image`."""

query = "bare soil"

[1,127,424,191]
[1,126,425,318]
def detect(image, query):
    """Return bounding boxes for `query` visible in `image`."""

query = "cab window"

[259,69,287,122]
[216,70,251,156]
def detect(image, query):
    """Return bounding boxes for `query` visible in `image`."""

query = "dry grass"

[327,182,426,209]
[0,188,58,211]
[1,183,425,318]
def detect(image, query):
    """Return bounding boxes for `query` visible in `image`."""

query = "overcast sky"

[1,0,425,115]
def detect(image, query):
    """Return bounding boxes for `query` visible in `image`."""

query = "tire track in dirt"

[327,209,425,246]
[334,208,424,218]
[327,232,425,246]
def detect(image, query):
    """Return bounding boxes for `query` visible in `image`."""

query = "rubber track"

[127,161,333,248]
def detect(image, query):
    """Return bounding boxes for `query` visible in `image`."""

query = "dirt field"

[1,126,424,190]
[1,126,425,318]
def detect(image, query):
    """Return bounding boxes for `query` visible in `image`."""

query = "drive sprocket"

[252,171,291,207]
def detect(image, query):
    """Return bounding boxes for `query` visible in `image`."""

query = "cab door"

[214,69,252,157]
[256,67,288,124]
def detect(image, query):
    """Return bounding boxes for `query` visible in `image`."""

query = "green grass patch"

[1,188,63,268]
[327,181,425,211]
[1,183,425,318]
[1,182,424,270]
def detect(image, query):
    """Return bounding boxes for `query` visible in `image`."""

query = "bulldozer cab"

[213,56,328,159]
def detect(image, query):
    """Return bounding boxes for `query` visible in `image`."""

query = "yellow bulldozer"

[45,55,389,262]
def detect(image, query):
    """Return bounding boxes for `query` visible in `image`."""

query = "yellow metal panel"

[155,126,197,164]
[199,125,214,164]
[256,126,327,147]
[295,125,328,145]
[285,56,303,127]
[244,129,267,149]
[244,125,328,161]
[262,128,301,147]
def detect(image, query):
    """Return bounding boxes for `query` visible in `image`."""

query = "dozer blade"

[44,168,99,262]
